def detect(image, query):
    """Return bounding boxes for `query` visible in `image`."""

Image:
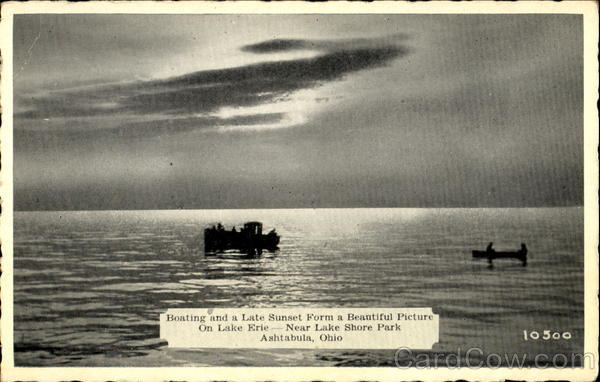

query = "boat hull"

[204,229,279,251]
[472,249,527,265]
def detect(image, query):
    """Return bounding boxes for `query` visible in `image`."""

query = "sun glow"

[210,87,338,132]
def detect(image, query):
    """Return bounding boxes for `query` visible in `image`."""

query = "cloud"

[240,34,408,54]
[14,114,287,148]
[240,39,311,53]
[15,35,409,135]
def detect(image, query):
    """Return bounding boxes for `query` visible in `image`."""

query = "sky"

[13,14,583,210]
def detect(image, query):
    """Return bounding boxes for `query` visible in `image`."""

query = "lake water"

[13,208,584,366]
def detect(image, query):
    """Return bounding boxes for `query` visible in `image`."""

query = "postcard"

[1,1,598,381]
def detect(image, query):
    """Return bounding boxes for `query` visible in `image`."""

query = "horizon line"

[12,205,584,213]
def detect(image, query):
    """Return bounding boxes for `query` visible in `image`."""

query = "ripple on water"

[13,208,584,366]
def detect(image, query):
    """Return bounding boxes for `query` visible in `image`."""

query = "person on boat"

[231,226,237,233]
[520,243,528,254]
[268,228,277,236]
[486,242,495,253]
[217,223,224,231]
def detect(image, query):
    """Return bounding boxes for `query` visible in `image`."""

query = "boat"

[204,221,280,251]
[472,243,528,266]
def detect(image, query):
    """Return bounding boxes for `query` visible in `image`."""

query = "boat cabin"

[243,222,262,236]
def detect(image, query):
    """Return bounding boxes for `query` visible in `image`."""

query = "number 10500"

[523,330,572,340]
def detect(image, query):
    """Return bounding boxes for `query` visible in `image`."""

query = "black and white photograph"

[1,2,598,381]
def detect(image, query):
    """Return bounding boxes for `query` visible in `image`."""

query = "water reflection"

[205,247,279,259]
[13,208,584,366]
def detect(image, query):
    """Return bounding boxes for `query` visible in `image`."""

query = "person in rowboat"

[519,243,527,254]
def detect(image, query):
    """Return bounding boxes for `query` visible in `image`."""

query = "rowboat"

[472,244,528,266]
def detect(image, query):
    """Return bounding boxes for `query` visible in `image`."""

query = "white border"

[1,2,598,381]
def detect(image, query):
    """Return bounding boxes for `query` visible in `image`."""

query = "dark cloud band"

[15,35,409,135]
